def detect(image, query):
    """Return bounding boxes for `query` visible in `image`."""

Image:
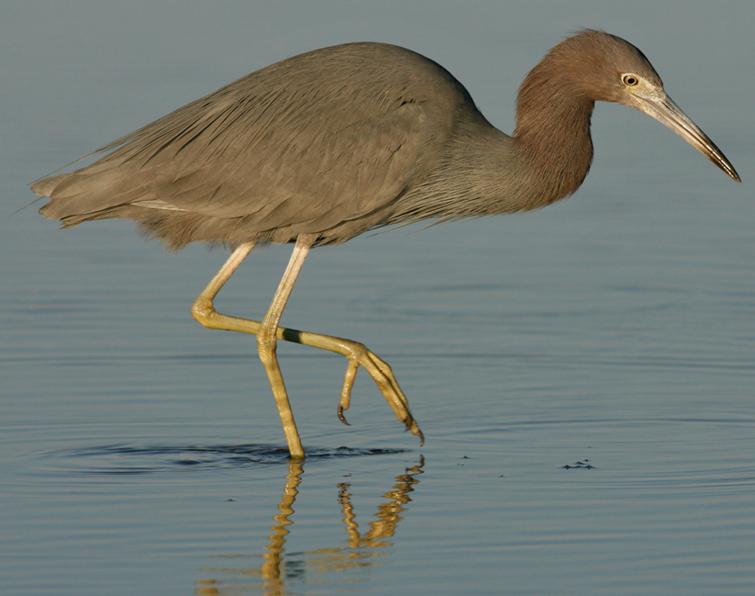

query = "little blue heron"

[32,31,740,458]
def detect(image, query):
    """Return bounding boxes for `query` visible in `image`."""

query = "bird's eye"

[622,74,639,87]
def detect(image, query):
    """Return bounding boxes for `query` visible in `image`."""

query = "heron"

[32,30,740,459]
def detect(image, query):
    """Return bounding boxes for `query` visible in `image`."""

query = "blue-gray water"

[2,1,754,594]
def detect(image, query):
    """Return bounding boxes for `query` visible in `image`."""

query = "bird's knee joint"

[257,332,277,360]
[347,341,368,361]
[191,299,216,326]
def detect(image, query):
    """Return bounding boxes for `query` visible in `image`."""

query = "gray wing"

[34,51,451,236]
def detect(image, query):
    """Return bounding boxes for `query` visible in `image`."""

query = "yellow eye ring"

[622,74,639,87]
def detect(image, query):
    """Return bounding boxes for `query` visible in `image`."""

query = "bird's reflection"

[196,456,424,595]
[259,460,304,592]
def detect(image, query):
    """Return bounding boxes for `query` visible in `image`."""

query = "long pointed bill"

[634,94,740,182]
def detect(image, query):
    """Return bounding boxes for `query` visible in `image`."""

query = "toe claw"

[337,405,351,426]
[416,427,425,446]
[409,423,425,446]
[403,416,425,446]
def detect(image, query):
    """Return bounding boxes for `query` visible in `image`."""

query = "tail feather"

[32,162,150,224]
[31,174,67,199]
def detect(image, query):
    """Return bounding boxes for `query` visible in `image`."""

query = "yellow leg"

[191,236,424,457]
[254,234,317,458]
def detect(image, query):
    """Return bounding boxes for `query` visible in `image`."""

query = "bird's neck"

[389,70,597,224]
[512,70,595,207]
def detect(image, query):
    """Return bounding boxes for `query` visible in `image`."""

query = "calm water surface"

[2,2,755,594]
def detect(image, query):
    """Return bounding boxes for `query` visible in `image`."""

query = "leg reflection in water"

[195,456,424,595]
[260,460,304,593]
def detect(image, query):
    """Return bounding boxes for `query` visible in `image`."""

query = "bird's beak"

[633,93,740,182]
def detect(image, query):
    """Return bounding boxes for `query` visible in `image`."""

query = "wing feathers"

[33,42,460,245]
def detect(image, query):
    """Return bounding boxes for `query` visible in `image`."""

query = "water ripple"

[39,443,408,475]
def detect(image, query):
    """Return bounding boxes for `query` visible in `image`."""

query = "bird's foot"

[334,340,424,445]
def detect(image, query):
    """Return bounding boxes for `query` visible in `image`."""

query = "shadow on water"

[43,444,410,474]
[196,456,425,595]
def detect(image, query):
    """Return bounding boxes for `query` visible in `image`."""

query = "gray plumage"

[35,42,473,247]
[33,32,739,247]
[32,31,733,248]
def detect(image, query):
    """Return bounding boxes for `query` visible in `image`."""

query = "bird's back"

[33,42,484,248]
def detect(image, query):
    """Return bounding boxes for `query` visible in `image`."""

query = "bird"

[32,30,740,459]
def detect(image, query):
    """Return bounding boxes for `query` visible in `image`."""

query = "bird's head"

[524,30,740,182]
